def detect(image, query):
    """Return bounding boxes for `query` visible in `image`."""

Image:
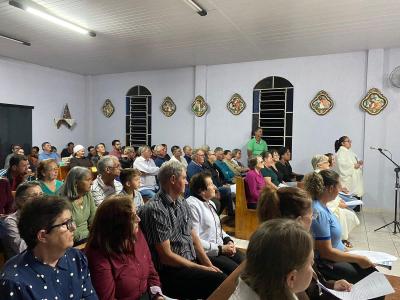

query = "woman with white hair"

[69,144,93,168]
[311,154,360,248]
[59,166,96,245]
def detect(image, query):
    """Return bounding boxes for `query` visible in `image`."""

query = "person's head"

[171,145,182,159]
[87,195,140,255]
[157,160,187,196]
[303,169,341,201]
[232,149,242,160]
[37,159,59,181]
[325,153,335,168]
[120,168,141,191]
[139,145,152,160]
[151,145,156,155]
[242,219,314,299]
[207,150,216,163]
[279,146,291,161]
[17,148,25,155]
[41,142,52,153]
[261,151,274,167]
[67,142,74,151]
[214,147,224,160]
[15,181,43,210]
[311,154,330,171]
[97,155,121,178]
[8,154,29,176]
[11,144,22,154]
[254,127,263,139]
[95,143,106,155]
[155,144,166,157]
[257,187,313,230]
[60,166,92,199]
[334,136,351,152]
[190,172,216,200]
[18,196,75,251]
[192,148,205,165]
[88,146,96,157]
[183,145,192,156]
[223,150,232,161]
[248,155,263,171]
[270,148,280,163]
[73,145,85,158]
[31,146,40,155]
[123,146,136,159]
[112,140,121,150]
[51,146,57,153]
[200,145,210,153]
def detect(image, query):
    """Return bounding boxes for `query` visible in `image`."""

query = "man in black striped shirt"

[139,160,227,299]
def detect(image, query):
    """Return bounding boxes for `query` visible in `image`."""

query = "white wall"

[0,57,88,152]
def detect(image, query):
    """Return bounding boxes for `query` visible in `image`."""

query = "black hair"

[334,136,348,152]
[112,140,120,146]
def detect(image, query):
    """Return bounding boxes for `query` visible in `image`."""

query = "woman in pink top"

[244,156,266,209]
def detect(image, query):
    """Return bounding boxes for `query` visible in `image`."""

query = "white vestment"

[327,197,360,240]
[336,146,364,197]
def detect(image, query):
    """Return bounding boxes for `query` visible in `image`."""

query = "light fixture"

[183,0,207,16]
[9,0,96,37]
[0,33,31,46]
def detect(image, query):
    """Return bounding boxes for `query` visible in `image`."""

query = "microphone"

[370,146,388,151]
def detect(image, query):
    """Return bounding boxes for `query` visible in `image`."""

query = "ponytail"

[304,169,340,199]
[334,136,347,152]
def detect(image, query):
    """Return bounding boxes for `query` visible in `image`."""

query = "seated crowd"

[0,133,375,299]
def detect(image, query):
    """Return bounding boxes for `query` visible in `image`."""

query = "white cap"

[73,144,85,155]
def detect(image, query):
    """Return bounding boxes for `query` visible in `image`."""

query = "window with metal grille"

[126,85,152,147]
[252,76,293,151]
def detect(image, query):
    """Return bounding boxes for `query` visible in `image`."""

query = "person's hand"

[358,160,364,166]
[334,279,352,291]
[154,296,164,300]
[357,256,375,269]
[199,264,222,273]
[341,187,350,194]
[222,243,236,256]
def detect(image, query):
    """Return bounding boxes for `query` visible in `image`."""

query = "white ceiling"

[1,0,400,75]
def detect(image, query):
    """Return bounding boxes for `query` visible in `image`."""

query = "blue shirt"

[38,152,60,162]
[311,200,345,252]
[0,248,98,300]
[154,156,167,168]
[214,160,235,183]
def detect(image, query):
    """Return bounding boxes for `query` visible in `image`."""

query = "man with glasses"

[2,182,43,259]
[91,155,122,206]
[0,196,98,299]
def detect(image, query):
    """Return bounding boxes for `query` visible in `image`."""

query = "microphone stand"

[374,149,400,234]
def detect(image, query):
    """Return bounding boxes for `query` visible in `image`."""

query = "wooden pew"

[234,177,259,240]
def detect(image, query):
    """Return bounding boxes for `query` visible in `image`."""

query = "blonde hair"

[303,169,340,199]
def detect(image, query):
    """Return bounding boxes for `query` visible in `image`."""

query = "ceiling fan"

[389,66,400,88]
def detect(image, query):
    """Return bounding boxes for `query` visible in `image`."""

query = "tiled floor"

[230,209,400,276]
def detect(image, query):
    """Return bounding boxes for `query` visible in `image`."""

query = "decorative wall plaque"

[191,95,208,117]
[227,93,246,115]
[54,104,75,129]
[310,90,334,116]
[102,99,115,118]
[360,88,388,115]
[161,96,176,117]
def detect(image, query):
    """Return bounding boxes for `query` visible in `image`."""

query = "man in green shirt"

[247,127,268,157]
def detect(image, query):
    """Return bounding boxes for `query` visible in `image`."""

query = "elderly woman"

[244,156,266,209]
[186,172,244,275]
[230,219,314,300]
[86,196,163,300]
[334,136,364,197]
[120,146,136,169]
[69,144,93,168]
[223,150,247,177]
[312,154,360,248]
[261,150,280,189]
[304,170,376,283]
[59,166,96,245]
[3,181,43,259]
[37,159,63,195]
[0,196,97,299]
[258,186,352,299]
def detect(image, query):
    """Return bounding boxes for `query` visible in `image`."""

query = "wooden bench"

[234,177,259,240]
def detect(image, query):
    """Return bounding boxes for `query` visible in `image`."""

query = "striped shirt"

[139,190,196,269]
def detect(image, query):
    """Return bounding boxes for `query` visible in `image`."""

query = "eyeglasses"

[47,218,75,233]
[343,140,352,143]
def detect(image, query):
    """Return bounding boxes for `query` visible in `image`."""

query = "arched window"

[126,85,152,147]
[252,76,293,151]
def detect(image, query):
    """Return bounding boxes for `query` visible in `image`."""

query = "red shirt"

[85,229,161,300]
[0,178,14,215]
